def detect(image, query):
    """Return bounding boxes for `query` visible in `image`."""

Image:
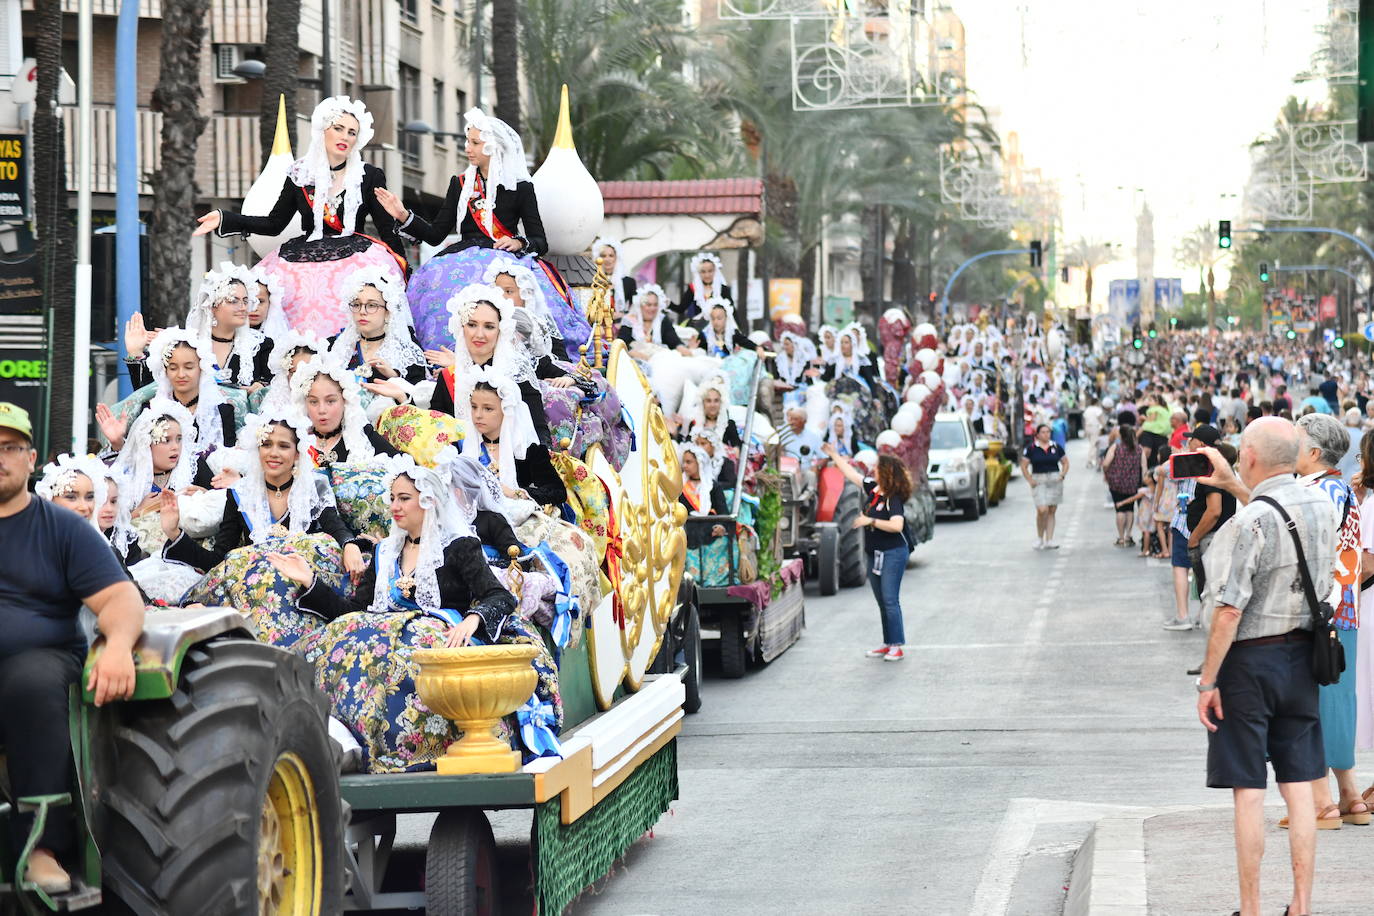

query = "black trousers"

[0,647,81,855]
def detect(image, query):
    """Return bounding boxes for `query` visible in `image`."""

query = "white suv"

[926,412,989,521]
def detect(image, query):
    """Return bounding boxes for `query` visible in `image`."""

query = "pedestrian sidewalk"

[1067,805,1373,915]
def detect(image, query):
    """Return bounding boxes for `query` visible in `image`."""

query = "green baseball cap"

[0,402,33,442]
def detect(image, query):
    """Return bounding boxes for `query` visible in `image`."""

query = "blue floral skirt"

[295,610,562,774]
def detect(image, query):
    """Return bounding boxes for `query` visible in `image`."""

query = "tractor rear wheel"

[817,526,840,596]
[719,608,748,679]
[835,484,866,588]
[94,639,344,916]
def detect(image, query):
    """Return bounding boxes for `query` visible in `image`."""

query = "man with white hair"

[1336,407,1364,483]
[1195,417,1339,916]
[1293,413,1366,831]
[781,407,824,464]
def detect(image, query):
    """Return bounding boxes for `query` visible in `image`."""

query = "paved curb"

[1064,805,1213,915]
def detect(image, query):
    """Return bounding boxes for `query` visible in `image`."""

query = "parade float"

[0,89,694,916]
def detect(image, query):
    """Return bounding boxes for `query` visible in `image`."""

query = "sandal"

[1340,798,1372,825]
[1277,804,1343,830]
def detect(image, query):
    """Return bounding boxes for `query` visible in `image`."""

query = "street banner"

[1320,295,1337,320]
[1154,278,1183,311]
[768,278,802,321]
[0,135,28,222]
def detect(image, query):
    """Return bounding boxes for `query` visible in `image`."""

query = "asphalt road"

[564,439,1231,915]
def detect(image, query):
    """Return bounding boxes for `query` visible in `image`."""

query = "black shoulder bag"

[1254,496,1346,686]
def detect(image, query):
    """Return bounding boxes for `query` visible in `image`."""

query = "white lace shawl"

[36,453,109,532]
[147,328,230,452]
[833,326,870,378]
[445,283,534,383]
[109,396,199,551]
[289,357,374,462]
[453,366,538,494]
[818,325,840,364]
[481,256,560,347]
[231,410,332,544]
[329,266,426,377]
[625,284,669,345]
[367,450,477,614]
[452,107,532,240]
[677,442,716,516]
[187,262,267,388]
[511,307,553,361]
[687,252,725,315]
[774,331,817,384]
[249,267,291,340]
[700,298,739,356]
[288,96,375,241]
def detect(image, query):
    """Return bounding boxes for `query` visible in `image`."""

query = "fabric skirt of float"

[405,245,591,356]
[257,235,406,338]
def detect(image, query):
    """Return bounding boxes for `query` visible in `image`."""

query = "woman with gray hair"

[1292,412,1367,828]
[1337,407,1364,483]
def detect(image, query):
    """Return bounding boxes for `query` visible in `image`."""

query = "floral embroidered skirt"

[181,532,347,650]
[406,246,590,355]
[374,404,464,467]
[295,610,562,774]
[540,368,632,471]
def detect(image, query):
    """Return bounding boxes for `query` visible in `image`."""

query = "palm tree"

[259,0,302,164]
[1063,238,1115,308]
[32,0,74,451]
[1173,225,1225,328]
[146,0,211,327]
[491,0,521,133]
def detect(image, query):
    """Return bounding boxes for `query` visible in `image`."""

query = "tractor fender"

[81,606,254,703]
[814,465,846,523]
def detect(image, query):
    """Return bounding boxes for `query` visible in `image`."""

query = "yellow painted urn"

[413,645,540,775]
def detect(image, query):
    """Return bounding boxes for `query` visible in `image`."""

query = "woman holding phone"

[822,442,912,661]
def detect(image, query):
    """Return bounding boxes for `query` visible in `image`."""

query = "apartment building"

[18,0,485,327]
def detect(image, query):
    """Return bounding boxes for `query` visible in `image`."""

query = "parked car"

[927,412,989,520]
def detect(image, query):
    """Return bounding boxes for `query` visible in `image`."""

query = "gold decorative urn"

[413,645,540,775]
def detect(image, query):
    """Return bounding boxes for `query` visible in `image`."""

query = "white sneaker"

[1162,619,1193,631]
[1044,541,1060,549]
[1033,539,1044,550]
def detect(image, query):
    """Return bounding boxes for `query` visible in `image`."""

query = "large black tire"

[962,496,980,521]
[817,526,840,596]
[682,600,703,714]
[93,639,344,916]
[835,484,866,588]
[978,477,988,515]
[718,608,748,679]
[425,809,498,915]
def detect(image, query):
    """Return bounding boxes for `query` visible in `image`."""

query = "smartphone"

[1170,451,1213,479]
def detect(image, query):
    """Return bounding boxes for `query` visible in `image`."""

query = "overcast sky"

[952,0,1331,292]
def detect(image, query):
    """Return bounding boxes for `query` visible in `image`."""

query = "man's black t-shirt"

[0,497,128,659]
[1185,482,1237,536]
[862,479,907,552]
[1319,378,1339,407]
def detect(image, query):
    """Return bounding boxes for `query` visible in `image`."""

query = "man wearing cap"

[0,403,143,894]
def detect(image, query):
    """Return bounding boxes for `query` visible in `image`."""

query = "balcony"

[21,0,161,16]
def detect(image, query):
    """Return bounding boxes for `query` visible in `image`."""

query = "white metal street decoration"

[1244,115,1368,222]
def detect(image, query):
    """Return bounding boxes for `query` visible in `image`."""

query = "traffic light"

[1335,335,1347,349]
[1218,220,1232,249]
[1286,329,1298,340]
[1029,240,1043,268]
[1259,262,1270,283]
[1147,324,1158,339]
[1169,316,1178,327]
[1131,323,1143,349]
[1132,337,1143,350]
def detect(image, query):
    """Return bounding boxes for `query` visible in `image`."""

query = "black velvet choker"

[264,477,294,494]
[482,435,500,445]
[329,160,346,171]
[405,534,421,545]
[314,425,342,439]
[210,333,235,343]
[361,332,387,342]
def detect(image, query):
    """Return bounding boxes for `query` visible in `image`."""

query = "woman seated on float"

[268,452,560,773]
[158,410,366,579]
[771,331,820,407]
[677,377,741,486]
[676,252,732,322]
[193,97,407,337]
[482,256,583,372]
[102,329,239,459]
[36,455,144,574]
[821,325,878,389]
[326,267,428,388]
[678,442,731,541]
[454,366,566,509]
[289,357,399,465]
[246,266,290,338]
[253,330,329,412]
[618,284,687,355]
[695,299,757,359]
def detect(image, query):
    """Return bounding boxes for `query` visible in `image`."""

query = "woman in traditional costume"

[99,329,239,460]
[160,411,366,648]
[290,357,399,466]
[676,252,732,322]
[592,236,636,316]
[697,299,756,359]
[253,330,329,413]
[455,367,566,508]
[247,266,291,339]
[326,266,428,388]
[822,326,878,389]
[194,97,407,337]
[185,263,273,390]
[771,330,819,408]
[681,377,741,486]
[376,107,590,353]
[272,452,560,773]
[618,284,684,354]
